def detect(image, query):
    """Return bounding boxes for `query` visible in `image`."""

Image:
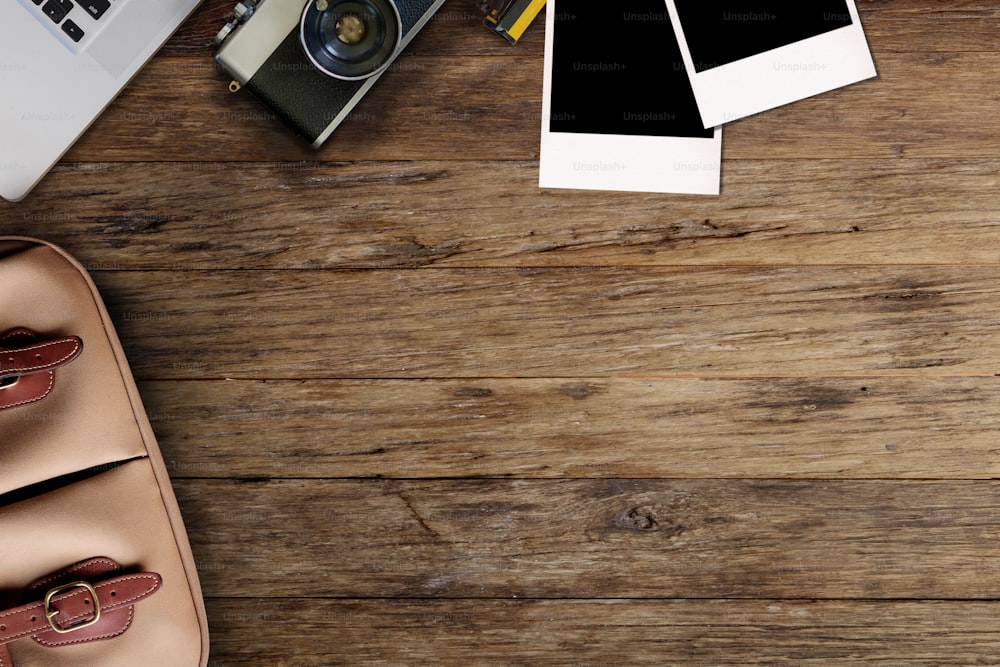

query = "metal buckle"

[0,376,18,390]
[43,581,101,634]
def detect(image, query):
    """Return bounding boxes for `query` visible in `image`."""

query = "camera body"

[215,0,445,148]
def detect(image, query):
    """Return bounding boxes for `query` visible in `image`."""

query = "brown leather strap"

[0,558,161,652]
[0,329,82,412]
[0,334,82,380]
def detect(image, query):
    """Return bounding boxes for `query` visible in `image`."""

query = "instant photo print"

[539,0,721,195]
[664,0,877,128]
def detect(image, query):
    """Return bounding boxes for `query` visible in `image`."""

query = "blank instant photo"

[539,0,721,195]
[664,0,877,128]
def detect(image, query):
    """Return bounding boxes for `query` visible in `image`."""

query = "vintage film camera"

[215,0,445,147]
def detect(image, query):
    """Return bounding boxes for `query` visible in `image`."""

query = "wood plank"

[205,597,1000,666]
[178,479,1000,599]
[52,51,1000,162]
[168,0,1000,58]
[165,0,550,58]
[145,377,1000,480]
[860,1,1000,54]
[88,267,1000,379]
[6,159,1000,268]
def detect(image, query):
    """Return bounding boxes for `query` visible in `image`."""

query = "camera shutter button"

[234,2,256,20]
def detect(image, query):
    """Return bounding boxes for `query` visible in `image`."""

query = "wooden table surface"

[4,1,1000,664]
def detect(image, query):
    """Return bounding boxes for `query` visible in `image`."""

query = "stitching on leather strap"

[0,337,81,377]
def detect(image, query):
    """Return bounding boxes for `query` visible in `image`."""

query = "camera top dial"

[300,0,402,80]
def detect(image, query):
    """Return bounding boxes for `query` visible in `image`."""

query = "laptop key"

[75,0,111,20]
[61,18,85,42]
[42,0,73,23]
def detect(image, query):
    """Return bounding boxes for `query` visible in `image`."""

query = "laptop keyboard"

[23,0,117,52]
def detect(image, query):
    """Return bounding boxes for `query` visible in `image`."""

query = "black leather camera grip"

[245,32,366,144]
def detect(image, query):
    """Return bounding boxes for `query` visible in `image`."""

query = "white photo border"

[538,0,722,195]
[664,0,877,128]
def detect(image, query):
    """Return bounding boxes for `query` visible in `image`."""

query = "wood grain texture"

[2,1,999,664]
[177,478,1000,599]
[145,377,1000,479]
[205,598,1000,666]
[92,267,1000,379]
[7,159,1000,268]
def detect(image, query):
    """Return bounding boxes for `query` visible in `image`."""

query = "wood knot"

[558,382,606,400]
[453,387,493,397]
[615,507,660,532]
[613,506,687,537]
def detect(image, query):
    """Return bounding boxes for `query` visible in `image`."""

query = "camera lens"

[300,0,402,80]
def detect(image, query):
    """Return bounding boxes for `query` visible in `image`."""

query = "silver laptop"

[0,0,202,202]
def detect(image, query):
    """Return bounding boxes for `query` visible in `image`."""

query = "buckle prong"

[43,581,101,634]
